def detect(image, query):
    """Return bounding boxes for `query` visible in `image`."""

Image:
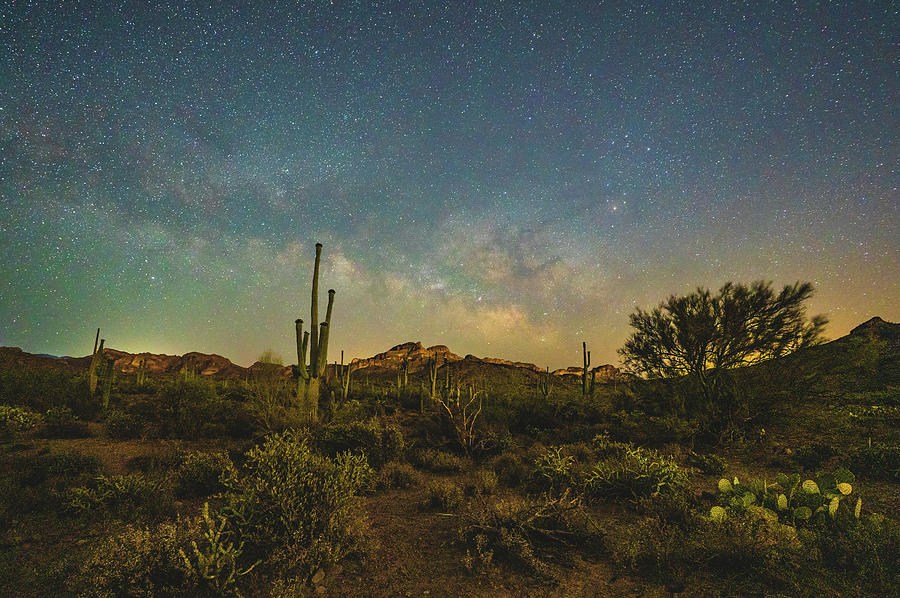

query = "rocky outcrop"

[102,349,248,378]
[0,346,249,379]
[0,347,88,372]
[551,364,630,382]
[350,342,462,372]
[467,355,547,374]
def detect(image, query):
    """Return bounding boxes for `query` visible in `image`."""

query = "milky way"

[1,1,897,368]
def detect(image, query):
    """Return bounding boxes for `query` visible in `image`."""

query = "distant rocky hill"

[0,346,249,379]
[349,342,462,372]
[0,339,629,384]
[848,316,899,344]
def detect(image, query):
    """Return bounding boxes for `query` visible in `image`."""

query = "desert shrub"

[461,492,596,577]
[223,430,373,576]
[492,451,530,488]
[329,399,365,425]
[811,511,900,592]
[66,473,172,520]
[0,405,41,438]
[156,377,216,438]
[48,451,102,476]
[793,442,838,471]
[646,413,700,445]
[585,442,688,501]
[422,479,464,512]
[174,450,237,498]
[21,450,101,486]
[605,508,803,593]
[103,408,143,439]
[591,433,635,457]
[409,447,465,473]
[531,447,575,494]
[42,405,90,438]
[377,461,420,490]
[153,376,249,439]
[686,451,727,475]
[319,417,405,468]
[850,442,900,481]
[0,368,95,418]
[72,517,202,597]
[473,469,498,495]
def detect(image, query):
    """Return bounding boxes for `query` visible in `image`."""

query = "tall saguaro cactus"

[538,366,552,399]
[582,341,596,398]
[337,350,352,401]
[294,243,335,423]
[89,334,106,396]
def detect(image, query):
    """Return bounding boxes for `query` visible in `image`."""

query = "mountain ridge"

[2,316,895,382]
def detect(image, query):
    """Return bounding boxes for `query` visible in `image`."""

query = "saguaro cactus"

[136,357,148,386]
[294,243,335,423]
[538,366,552,399]
[101,357,114,409]
[337,350,352,401]
[582,342,596,398]
[427,356,440,404]
[88,329,102,394]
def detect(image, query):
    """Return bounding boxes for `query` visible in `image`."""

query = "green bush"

[0,368,95,418]
[319,418,405,468]
[0,405,41,437]
[605,508,803,592]
[223,430,373,576]
[174,451,236,498]
[850,442,900,481]
[585,441,688,501]
[72,517,202,597]
[532,447,575,494]
[410,448,464,473]
[812,511,900,592]
[422,479,464,512]
[377,461,420,490]
[66,473,172,520]
[793,442,838,471]
[103,408,143,439]
[686,451,727,475]
[155,377,219,438]
[492,452,530,488]
[19,450,101,487]
[43,406,90,438]
[473,469,498,495]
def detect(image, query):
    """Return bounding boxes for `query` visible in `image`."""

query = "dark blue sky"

[2,1,897,367]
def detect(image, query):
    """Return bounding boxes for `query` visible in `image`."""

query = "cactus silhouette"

[294,243,334,423]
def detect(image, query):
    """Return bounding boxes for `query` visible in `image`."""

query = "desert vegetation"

[0,251,897,596]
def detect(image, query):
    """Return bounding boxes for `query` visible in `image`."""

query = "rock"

[311,569,325,584]
[350,342,461,372]
[315,586,326,595]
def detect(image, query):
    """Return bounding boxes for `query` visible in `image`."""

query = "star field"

[1,1,897,368]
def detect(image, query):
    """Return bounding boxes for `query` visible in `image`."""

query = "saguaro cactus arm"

[309,243,323,374]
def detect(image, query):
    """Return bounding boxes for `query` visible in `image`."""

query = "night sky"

[1,1,897,369]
